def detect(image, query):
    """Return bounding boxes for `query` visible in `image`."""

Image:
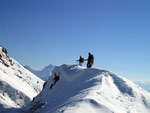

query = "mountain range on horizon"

[134,81,150,92]
[24,64,55,81]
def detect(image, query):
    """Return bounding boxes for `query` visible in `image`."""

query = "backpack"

[80,57,84,63]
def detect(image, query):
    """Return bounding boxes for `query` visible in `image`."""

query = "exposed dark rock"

[18,70,22,74]
[2,47,7,54]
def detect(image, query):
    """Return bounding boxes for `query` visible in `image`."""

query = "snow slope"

[25,64,150,113]
[24,64,55,81]
[0,46,44,110]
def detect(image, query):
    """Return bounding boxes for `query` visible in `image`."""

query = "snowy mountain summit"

[0,46,44,111]
[26,64,150,113]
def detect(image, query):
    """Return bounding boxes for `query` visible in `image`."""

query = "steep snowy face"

[0,46,44,109]
[26,64,150,113]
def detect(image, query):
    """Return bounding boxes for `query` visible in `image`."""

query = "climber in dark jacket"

[87,52,94,68]
[50,73,60,89]
[54,73,60,84]
[77,56,84,66]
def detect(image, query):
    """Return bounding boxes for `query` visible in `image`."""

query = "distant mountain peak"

[24,64,55,81]
[134,81,150,91]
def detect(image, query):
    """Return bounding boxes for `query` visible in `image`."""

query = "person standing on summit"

[87,52,94,68]
[77,56,84,66]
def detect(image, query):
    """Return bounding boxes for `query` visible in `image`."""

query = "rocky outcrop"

[0,46,14,67]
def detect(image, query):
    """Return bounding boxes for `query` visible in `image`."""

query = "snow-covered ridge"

[25,64,150,113]
[0,46,44,110]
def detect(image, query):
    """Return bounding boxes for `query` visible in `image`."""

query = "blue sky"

[0,0,150,81]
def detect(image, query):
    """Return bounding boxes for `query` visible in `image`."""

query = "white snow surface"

[0,46,44,110]
[25,64,150,113]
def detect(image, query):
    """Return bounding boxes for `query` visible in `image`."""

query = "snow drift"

[0,46,44,110]
[25,64,150,113]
